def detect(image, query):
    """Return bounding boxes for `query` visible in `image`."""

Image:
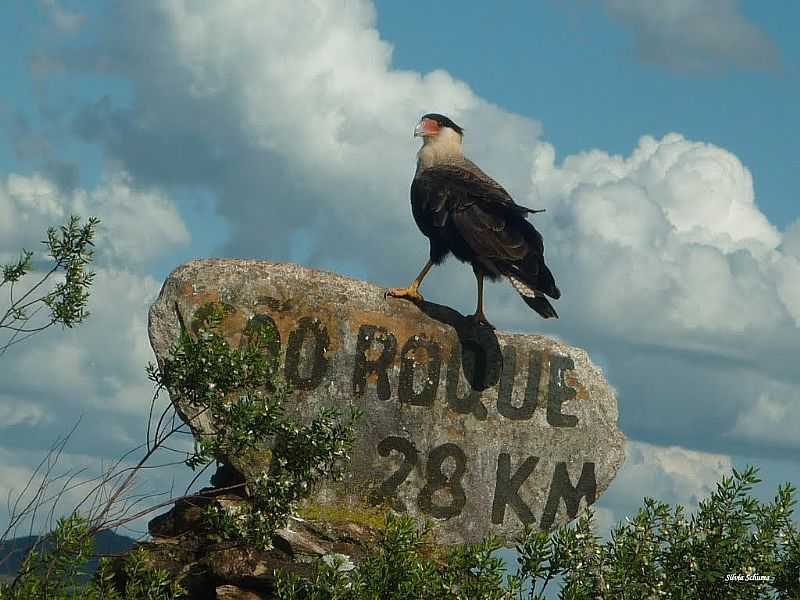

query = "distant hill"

[0,530,136,579]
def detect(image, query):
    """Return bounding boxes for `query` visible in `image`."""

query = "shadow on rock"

[416,301,502,392]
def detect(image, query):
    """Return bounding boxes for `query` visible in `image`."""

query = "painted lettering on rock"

[352,324,397,401]
[540,462,596,530]
[547,355,579,427]
[491,453,539,524]
[373,436,598,526]
[497,347,541,420]
[284,316,329,390]
[398,335,442,407]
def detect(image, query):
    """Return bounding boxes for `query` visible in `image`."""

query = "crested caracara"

[385,113,560,328]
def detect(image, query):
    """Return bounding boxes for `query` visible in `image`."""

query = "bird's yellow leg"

[385,260,433,303]
[470,271,494,328]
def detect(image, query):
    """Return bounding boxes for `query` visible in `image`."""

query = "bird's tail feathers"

[514,254,561,300]
[509,276,559,319]
[537,263,561,300]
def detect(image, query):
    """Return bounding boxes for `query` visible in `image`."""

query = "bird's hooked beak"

[414,118,438,138]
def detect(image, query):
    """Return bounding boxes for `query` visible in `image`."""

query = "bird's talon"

[385,287,424,303]
[470,313,495,329]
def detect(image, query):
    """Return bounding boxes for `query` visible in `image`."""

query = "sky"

[1,0,799,540]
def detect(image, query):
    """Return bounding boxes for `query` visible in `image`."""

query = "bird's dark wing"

[450,198,533,263]
[450,201,560,300]
[412,163,543,258]
[412,161,560,301]
[413,162,537,216]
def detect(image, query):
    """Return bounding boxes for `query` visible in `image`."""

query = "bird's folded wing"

[415,164,516,211]
[414,164,542,261]
[450,203,529,261]
[415,162,545,214]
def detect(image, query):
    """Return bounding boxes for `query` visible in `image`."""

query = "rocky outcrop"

[148,259,625,546]
[121,485,380,599]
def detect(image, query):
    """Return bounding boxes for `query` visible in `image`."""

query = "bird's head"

[414,113,464,143]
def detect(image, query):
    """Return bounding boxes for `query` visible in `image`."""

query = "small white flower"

[322,553,355,572]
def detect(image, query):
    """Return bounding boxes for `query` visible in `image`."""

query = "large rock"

[149,259,625,545]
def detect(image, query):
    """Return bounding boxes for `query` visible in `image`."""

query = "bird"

[385,113,560,328]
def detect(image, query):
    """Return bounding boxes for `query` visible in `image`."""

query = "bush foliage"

[275,467,799,599]
[1,215,99,355]
[148,301,360,550]
[0,515,184,600]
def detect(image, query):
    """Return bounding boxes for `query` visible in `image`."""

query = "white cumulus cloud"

[71,171,190,267]
[528,134,794,344]
[0,171,189,268]
[729,385,800,450]
[595,440,733,533]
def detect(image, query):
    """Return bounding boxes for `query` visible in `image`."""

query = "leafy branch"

[1,215,99,355]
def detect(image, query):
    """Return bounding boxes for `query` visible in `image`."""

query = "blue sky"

[1,0,799,541]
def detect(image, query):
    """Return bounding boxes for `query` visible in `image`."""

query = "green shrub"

[1,215,99,355]
[275,467,799,600]
[0,515,184,600]
[148,301,361,550]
